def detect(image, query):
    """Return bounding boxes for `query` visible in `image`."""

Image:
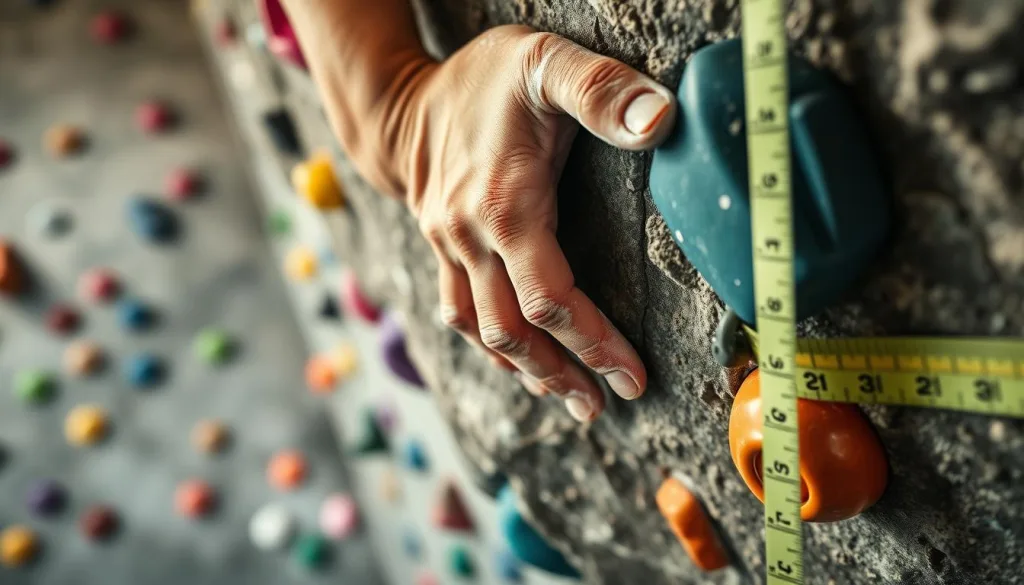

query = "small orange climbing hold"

[191,420,230,454]
[305,354,337,394]
[291,153,343,210]
[0,240,25,296]
[175,480,217,518]
[729,368,889,522]
[0,525,39,568]
[45,124,86,158]
[64,340,105,376]
[285,247,318,281]
[268,450,308,491]
[655,477,728,571]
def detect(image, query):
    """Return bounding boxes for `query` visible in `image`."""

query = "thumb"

[520,33,677,151]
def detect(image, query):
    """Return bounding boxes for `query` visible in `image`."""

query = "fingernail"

[624,92,670,135]
[606,370,640,399]
[565,396,595,422]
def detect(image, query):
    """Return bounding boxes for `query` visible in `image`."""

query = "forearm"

[280,0,434,196]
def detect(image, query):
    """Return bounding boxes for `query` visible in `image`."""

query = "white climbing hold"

[249,503,296,551]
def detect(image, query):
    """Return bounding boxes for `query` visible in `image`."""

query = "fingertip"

[619,87,677,150]
[605,369,644,400]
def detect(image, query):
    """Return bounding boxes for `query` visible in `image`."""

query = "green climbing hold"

[267,210,291,236]
[194,328,234,364]
[14,370,55,404]
[352,409,388,455]
[292,534,330,569]
[449,544,475,578]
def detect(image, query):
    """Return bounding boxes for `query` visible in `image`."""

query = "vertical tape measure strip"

[741,1,804,584]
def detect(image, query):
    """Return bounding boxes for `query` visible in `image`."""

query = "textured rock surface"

[270,1,1024,583]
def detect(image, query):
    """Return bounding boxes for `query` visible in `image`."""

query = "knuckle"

[576,327,614,369]
[519,31,560,79]
[479,323,530,357]
[440,306,473,331]
[520,288,573,331]
[420,217,446,249]
[535,368,570,393]
[443,211,476,250]
[575,58,632,113]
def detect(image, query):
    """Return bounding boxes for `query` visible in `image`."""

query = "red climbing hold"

[432,479,474,532]
[0,140,13,170]
[90,11,129,45]
[165,168,201,201]
[0,241,25,296]
[136,101,174,134]
[340,269,381,323]
[215,17,237,47]
[46,305,80,335]
[79,268,119,303]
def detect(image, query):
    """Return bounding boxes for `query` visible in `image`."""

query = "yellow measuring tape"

[741,0,803,583]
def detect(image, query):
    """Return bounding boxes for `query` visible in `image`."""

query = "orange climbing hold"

[0,240,25,296]
[655,477,728,571]
[268,450,308,491]
[728,368,889,522]
[175,480,217,518]
[305,355,337,394]
[291,153,343,210]
[0,525,38,568]
[45,124,86,158]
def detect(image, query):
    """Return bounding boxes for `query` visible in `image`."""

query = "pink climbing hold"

[46,304,81,335]
[258,0,307,69]
[165,168,201,201]
[340,269,381,323]
[136,101,175,134]
[90,11,130,45]
[79,268,119,303]
[319,494,360,540]
[415,571,440,585]
[214,17,237,47]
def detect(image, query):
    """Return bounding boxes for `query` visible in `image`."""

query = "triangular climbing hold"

[318,294,340,320]
[352,410,388,455]
[432,479,474,532]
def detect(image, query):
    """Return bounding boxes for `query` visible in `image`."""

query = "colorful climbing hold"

[194,328,233,364]
[402,528,421,558]
[378,467,402,503]
[259,0,307,69]
[285,246,317,280]
[28,202,72,238]
[191,420,230,454]
[14,369,55,404]
[175,480,217,519]
[0,139,13,169]
[250,503,296,551]
[267,450,308,491]
[498,485,580,577]
[267,209,291,236]
[317,293,340,320]
[353,409,388,455]
[124,353,164,388]
[304,354,337,394]
[165,168,202,201]
[402,440,429,472]
[45,124,85,157]
[117,298,156,331]
[655,477,729,571]
[330,343,359,379]
[415,571,440,585]
[215,17,237,46]
[90,11,129,44]
[339,269,380,322]
[261,109,302,155]
[319,494,359,540]
[65,340,105,376]
[495,549,524,583]
[246,22,267,49]
[448,544,476,578]
[433,479,474,532]
[136,101,175,133]
[373,400,397,432]
[80,505,119,542]
[0,525,38,568]
[0,240,24,296]
[26,479,66,517]
[65,405,109,446]
[78,268,119,302]
[46,304,81,335]
[127,197,179,243]
[291,154,343,210]
[380,313,424,387]
[292,534,330,570]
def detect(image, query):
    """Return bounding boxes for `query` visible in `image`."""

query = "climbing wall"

[0,1,382,584]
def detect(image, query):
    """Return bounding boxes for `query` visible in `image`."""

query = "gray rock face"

[296,1,1024,583]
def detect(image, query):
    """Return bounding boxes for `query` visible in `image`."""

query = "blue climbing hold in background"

[402,440,428,472]
[402,528,421,559]
[498,485,580,579]
[117,299,155,331]
[495,549,523,583]
[649,39,890,324]
[127,196,179,243]
[124,353,164,388]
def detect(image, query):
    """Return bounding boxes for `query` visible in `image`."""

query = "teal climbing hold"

[498,485,580,578]
[495,549,523,583]
[292,534,330,569]
[402,528,421,559]
[352,409,388,455]
[127,197,179,243]
[402,440,428,472]
[649,39,890,324]
[448,544,475,578]
[117,299,156,332]
[125,353,164,388]
[14,370,56,404]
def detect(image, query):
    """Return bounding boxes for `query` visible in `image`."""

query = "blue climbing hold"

[649,39,890,324]
[127,196,179,243]
[117,299,155,332]
[498,485,580,578]
[402,528,421,559]
[402,440,428,472]
[124,353,164,388]
[495,549,523,583]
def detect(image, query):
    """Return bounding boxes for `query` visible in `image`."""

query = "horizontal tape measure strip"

[744,326,1024,417]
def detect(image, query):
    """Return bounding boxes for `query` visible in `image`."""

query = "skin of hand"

[281,1,677,422]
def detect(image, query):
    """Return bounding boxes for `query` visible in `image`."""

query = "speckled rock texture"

[262,1,1024,583]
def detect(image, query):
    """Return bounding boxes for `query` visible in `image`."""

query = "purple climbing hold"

[27,479,66,517]
[380,313,424,388]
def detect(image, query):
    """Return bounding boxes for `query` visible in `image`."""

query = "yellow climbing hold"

[1,525,38,568]
[291,153,343,210]
[285,247,318,281]
[65,404,109,446]
[331,343,359,380]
